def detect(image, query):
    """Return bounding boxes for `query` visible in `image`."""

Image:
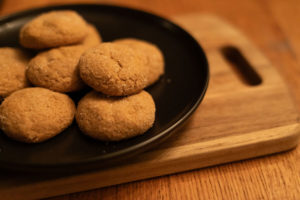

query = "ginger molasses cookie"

[76,90,155,141]
[27,45,87,92]
[81,24,102,47]
[114,38,164,85]
[0,47,31,97]
[79,42,148,96]
[0,87,76,143]
[20,10,88,49]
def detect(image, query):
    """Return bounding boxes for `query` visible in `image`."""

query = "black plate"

[0,4,209,172]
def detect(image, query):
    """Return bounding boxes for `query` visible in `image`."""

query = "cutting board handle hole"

[220,46,262,86]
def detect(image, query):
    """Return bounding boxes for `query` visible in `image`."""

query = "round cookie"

[0,47,31,97]
[114,38,164,85]
[0,87,76,143]
[79,42,148,96]
[81,24,102,47]
[20,10,88,49]
[76,90,155,141]
[27,45,88,92]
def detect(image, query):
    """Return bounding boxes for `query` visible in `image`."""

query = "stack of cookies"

[0,10,164,143]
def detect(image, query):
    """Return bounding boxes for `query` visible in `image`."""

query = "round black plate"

[0,4,209,172]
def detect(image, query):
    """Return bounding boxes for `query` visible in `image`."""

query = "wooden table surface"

[1,0,299,199]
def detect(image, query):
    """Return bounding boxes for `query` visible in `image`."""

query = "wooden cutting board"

[1,13,299,200]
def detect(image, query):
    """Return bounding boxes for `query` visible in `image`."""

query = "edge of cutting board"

[0,13,299,200]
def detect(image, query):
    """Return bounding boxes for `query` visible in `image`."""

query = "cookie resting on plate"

[27,45,88,92]
[76,90,155,141]
[0,47,31,97]
[19,10,88,49]
[79,42,149,96]
[0,87,76,143]
[114,38,164,86]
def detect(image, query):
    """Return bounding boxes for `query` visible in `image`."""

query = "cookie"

[79,42,148,96]
[0,87,76,143]
[76,90,155,141]
[114,38,164,85]
[27,45,88,92]
[81,24,102,47]
[20,10,88,49]
[0,47,31,97]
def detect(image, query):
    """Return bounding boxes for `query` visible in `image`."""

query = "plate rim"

[0,4,209,169]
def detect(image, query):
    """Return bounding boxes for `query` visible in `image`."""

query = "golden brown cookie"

[27,45,88,92]
[76,90,155,141]
[0,87,76,143]
[79,42,148,96]
[81,24,102,47]
[0,47,31,97]
[114,38,164,85]
[20,10,88,49]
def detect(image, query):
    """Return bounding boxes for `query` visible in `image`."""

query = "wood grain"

[0,0,300,200]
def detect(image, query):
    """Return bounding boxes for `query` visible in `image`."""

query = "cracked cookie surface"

[27,45,88,92]
[20,10,88,49]
[0,87,76,143]
[76,90,155,141]
[79,42,148,96]
[0,47,31,97]
[114,38,165,86]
